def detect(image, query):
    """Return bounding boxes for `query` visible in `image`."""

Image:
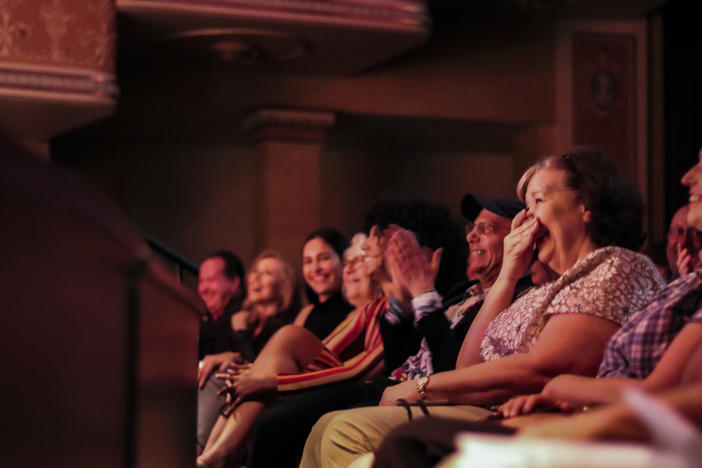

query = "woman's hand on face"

[676,244,695,276]
[500,209,541,282]
[385,226,442,299]
[379,379,421,406]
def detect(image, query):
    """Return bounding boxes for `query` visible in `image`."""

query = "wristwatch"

[416,375,430,400]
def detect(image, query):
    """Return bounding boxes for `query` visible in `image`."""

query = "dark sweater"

[198,294,244,360]
[302,291,354,339]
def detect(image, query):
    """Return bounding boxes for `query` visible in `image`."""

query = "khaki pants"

[299,404,495,468]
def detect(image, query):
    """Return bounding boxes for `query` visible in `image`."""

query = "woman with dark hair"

[306,148,665,468]
[294,228,354,339]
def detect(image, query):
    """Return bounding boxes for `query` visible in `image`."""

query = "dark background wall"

[663,0,702,222]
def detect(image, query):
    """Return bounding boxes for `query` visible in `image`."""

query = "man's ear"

[419,245,433,261]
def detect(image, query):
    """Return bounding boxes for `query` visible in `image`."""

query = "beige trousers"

[299,404,495,468]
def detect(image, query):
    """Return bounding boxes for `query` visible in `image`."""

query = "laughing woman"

[197,250,301,448]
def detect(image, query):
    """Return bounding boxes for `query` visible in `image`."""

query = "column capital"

[242,107,335,144]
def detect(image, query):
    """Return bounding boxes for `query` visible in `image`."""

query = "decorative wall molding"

[242,107,336,144]
[159,28,311,66]
[0,0,118,139]
[0,0,116,72]
[0,63,118,101]
[117,0,429,29]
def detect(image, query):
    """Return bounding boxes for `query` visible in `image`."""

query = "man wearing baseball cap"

[370,193,532,390]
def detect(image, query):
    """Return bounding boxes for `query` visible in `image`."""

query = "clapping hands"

[384,225,442,301]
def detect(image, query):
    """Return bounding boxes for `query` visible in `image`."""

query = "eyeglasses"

[668,227,702,243]
[465,221,509,236]
[343,256,365,269]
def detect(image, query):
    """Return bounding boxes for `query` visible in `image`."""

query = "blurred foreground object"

[440,388,702,468]
[0,139,200,468]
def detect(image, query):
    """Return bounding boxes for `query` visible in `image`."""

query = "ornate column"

[243,107,335,260]
[0,0,118,148]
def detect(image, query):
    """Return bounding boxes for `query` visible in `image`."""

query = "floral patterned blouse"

[480,246,665,362]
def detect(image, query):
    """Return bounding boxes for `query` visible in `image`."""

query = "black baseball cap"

[461,193,524,221]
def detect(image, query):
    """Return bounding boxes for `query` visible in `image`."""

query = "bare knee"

[266,324,319,351]
[255,324,323,370]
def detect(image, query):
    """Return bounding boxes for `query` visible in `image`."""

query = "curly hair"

[516,148,645,251]
[363,198,467,296]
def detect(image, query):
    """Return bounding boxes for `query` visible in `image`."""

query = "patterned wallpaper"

[0,0,116,73]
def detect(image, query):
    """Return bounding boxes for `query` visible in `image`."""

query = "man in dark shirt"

[198,250,245,361]
[197,250,246,449]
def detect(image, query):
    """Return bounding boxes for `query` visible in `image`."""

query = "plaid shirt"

[598,269,702,378]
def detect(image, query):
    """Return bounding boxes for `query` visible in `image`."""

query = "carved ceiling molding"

[0,0,116,72]
[117,0,429,29]
[158,28,312,66]
[0,0,118,139]
[0,63,118,102]
[242,107,336,145]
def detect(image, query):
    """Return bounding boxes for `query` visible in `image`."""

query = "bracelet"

[416,375,430,400]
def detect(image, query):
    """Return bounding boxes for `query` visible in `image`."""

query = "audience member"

[198,251,246,361]
[502,148,702,426]
[665,204,702,280]
[197,250,247,449]
[306,148,665,468]
[516,340,702,444]
[293,229,354,338]
[197,250,300,448]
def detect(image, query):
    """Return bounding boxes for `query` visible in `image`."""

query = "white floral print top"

[480,246,665,362]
